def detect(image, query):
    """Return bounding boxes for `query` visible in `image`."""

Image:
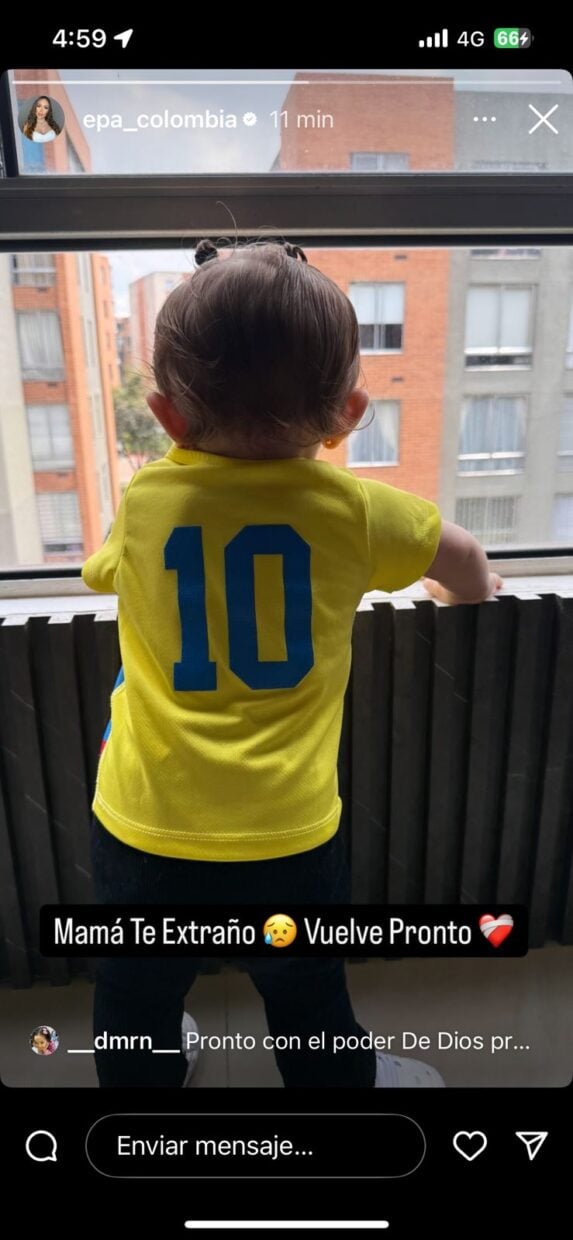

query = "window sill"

[349,460,399,468]
[1,566,573,618]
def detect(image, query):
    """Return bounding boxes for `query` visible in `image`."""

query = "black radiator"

[0,594,572,986]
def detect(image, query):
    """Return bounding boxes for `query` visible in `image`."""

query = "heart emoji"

[479,913,514,948]
[453,1131,488,1162]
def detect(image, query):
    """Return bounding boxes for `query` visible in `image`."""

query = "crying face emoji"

[263,914,297,948]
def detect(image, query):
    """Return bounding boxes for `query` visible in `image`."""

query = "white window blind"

[553,495,573,540]
[458,396,526,472]
[17,312,65,380]
[465,286,533,366]
[558,397,573,470]
[350,152,410,171]
[36,492,83,553]
[26,404,74,469]
[348,401,400,465]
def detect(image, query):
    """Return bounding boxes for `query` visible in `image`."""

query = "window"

[567,300,573,369]
[465,286,533,368]
[349,283,404,352]
[36,492,83,555]
[26,405,74,469]
[553,496,573,540]
[348,401,400,465]
[470,248,542,260]
[92,393,105,437]
[456,496,520,544]
[11,254,56,286]
[558,398,573,471]
[471,160,548,171]
[458,397,526,473]
[350,152,410,171]
[16,312,65,381]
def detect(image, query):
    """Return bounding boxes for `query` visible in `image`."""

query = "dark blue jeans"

[90,816,376,1088]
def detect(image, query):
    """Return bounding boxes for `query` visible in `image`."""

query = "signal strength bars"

[418,28,448,48]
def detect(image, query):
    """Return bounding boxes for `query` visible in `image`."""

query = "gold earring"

[324,438,335,448]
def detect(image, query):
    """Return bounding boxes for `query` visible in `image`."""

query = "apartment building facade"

[0,71,121,566]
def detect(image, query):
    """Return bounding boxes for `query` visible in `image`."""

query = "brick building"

[278,73,454,506]
[0,71,121,565]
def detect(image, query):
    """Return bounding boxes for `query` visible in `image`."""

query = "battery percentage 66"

[494,28,532,49]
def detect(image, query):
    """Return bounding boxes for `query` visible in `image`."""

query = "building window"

[16,311,65,380]
[348,401,400,465]
[471,160,548,171]
[558,397,573,471]
[36,492,83,555]
[26,405,74,469]
[349,283,404,352]
[455,496,520,544]
[566,300,573,369]
[11,253,56,286]
[458,396,526,474]
[465,286,533,368]
[470,248,541,260]
[553,496,573,540]
[350,152,410,171]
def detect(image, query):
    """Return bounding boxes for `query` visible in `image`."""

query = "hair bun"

[282,242,308,263]
[195,239,219,267]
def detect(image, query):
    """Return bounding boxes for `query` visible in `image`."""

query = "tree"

[113,370,171,473]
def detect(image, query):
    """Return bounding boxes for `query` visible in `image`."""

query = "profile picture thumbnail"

[19,96,65,144]
[30,1025,59,1055]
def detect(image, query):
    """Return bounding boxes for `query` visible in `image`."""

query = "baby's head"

[31,1029,51,1053]
[149,239,370,458]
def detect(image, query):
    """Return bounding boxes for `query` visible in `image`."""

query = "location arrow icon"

[515,1132,548,1161]
[113,29,134,48]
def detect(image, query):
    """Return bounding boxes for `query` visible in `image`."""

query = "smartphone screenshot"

[0,20,570,1235]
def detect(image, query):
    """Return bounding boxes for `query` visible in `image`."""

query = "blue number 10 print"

[164,525,314,691]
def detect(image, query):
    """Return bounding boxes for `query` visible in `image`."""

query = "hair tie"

[281,241,308,263]
[195,239,219,267]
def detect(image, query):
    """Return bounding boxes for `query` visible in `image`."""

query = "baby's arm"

[81,480,132,594]
[422,520,503,605]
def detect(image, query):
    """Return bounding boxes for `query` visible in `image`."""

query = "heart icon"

[453,1131,487,1162]
[479,913,514,948]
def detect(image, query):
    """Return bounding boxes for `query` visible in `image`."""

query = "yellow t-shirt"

[82,445,441,861]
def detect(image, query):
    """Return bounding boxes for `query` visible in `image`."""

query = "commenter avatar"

[30,1025,59,1055]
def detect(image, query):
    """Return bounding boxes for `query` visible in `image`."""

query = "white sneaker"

[181,1012,200,1087]
[375,1051,445,1087]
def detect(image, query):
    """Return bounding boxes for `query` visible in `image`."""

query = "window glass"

[1,245,572,571]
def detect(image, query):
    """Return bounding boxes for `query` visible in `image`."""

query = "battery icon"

[494,28,531,48]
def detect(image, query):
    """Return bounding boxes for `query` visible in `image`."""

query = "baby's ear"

[147,392,189,442]
[345,387,370,424]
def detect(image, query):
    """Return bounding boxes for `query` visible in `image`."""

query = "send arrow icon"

[515,1132,548,1161]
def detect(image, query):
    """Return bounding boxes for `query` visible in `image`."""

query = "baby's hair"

[194,238,308,267]
[153,237,364,452]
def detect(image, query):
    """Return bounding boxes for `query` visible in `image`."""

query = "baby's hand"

[421,572,504,605]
